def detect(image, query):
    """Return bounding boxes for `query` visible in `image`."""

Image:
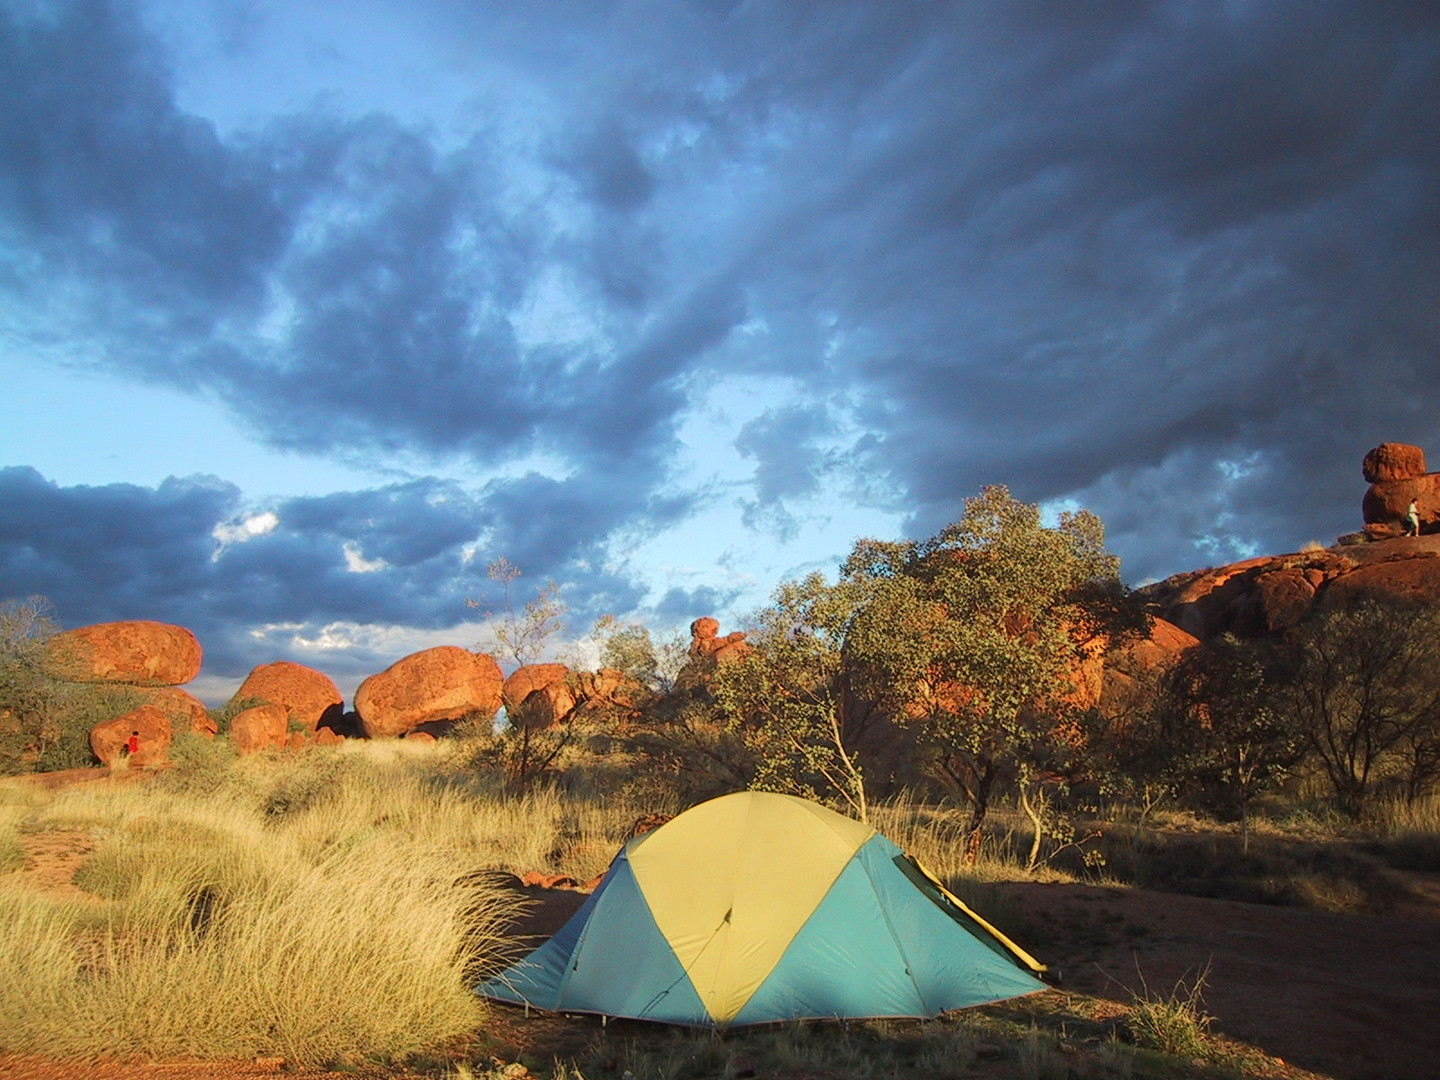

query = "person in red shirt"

[124,731,140,757]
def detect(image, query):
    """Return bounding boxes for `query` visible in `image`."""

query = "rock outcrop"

[45,621,202,685]
[1140,538,1440,643]
[1361,442,1440,537]
[499,663,640,728]
[502,664,574,714]
[91,704,173,767]
[135,686,217,738]
[229,703,289,755]
[354,646,504,739]
[1099,617,1200,716]
[233,661,344,732]
[675,617,751,689]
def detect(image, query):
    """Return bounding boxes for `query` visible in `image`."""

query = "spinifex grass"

[1125,965,1214,1060]
[0,749,531,1067]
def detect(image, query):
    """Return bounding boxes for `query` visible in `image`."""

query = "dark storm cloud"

[0,466,235,621]
[4,0,1439,626]
[687,1,1440,579]
[653,584,737,625]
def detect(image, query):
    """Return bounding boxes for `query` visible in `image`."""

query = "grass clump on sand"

[1124,966,1215,1061]
[0,743,535,1068]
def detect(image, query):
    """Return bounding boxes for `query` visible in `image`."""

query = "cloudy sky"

[2,0,1437,703]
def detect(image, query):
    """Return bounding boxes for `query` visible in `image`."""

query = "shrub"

[1125,967,1213,1058]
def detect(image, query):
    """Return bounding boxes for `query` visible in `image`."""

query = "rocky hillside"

[1140,441,1440,641]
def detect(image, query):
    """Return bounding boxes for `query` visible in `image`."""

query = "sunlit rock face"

[1362,442,1440,537]
[674,616,751,690]
[91,704,172,767]
[353,645,503,739]
[1141,442,1440,640]
[229,703,289,755]
[44,621,202,686]
[233,660,344,732]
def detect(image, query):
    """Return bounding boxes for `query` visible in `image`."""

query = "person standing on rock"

[1406,501,1421,537]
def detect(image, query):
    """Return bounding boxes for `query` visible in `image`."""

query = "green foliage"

[0,597,149,773]
[33,682,146,772]
[712,572,876,820]
[1281,596,1440,820]
[1165,635,1306,851]
[593,614,662,689]
[159,731,238,796]
[0,596,60,774]
[843,486,1140,856]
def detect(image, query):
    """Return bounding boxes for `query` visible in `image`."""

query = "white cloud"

[212,511,279,560]
[343,540,388,573]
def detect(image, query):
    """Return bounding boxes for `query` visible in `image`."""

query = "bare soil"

[5,817,1438,1079]
[998,877,1440,1080]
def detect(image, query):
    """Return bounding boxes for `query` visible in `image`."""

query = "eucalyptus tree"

[841,486,1142,861]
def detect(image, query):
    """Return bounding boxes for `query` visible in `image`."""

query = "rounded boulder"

[502,663,574,712]
[92,704,173,767]
[229,703,290,755]
[233,661,343,732]
[1362,442,1427,483]
[354,646,503,739]
[135,686,217,738]
[45,621,202,686]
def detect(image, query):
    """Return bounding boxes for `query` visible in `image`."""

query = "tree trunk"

[962,759,995,866]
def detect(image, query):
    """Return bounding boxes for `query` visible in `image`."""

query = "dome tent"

[477,791,1047,1028]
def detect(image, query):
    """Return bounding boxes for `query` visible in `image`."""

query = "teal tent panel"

[732,853,927,1025]
[857,836,1046,1008]
[475,866,615,1009]
[528,853,711,1025]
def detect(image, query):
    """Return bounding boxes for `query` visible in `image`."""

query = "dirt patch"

[10,830,101,902]
[999,877,1440,1080]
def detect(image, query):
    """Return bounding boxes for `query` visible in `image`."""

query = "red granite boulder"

[45,621,202,685]
[1100,617,1200,716]
[91,704,172,767]
[675,617,751,689]
[233,661,343,732]
[354,646,503,739]
[502,663,573,713]
[1362,442,1427,483]
[135,686,217,737]
[229,703,289,755]
[1362,474,1440,532]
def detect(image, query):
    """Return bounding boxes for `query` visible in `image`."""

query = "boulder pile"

[1140,443,1440,640]
[35,620,217,768]
[675,616,751,689]
[61,441,1440,768]
[1360,441,1439,539]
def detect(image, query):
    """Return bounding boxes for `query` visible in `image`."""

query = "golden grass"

[0,747,538,1067]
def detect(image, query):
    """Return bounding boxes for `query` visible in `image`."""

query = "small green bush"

[1126,968,1213,1059]
[159,732,237,796]
[34,683,146,772]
